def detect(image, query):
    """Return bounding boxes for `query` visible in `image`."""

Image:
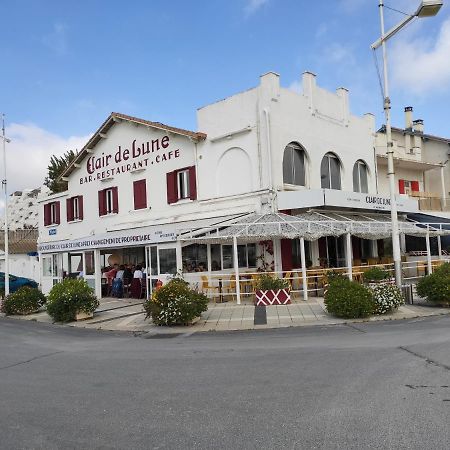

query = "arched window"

[353,160,369,193]
[283,142,306,186]
[320,152,341,190]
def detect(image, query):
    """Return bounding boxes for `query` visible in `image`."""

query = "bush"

[46,278,99,322]
[370,283,404,314]
[255,273,290,291]
[1,287,46,315]
[324,270,347,285]
[144,277,208,326]
[325,277,375,319]
[416,262,450,305]
[362,266,390,283]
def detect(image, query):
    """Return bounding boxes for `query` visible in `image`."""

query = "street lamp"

[371,0,443,287]
[1,114,10,297]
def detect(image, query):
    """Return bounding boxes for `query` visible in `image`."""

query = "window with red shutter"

[66,198,74,222]
[112,187,119,213]
[166,171,178,204]
[398,179,405,194]
[189,166,197,200]
[411,181,420,192]
[98,190,106,216]
[44,203,50,226]
[54,201,60,225]
[78,196,84,220]
[133,179,147,210]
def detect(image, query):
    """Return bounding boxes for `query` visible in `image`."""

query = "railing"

[184,257,450,302]
[409,192,450,212]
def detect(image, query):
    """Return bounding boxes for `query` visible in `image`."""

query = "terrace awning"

[178,211,450,243]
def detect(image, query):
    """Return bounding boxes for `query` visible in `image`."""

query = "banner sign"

[38,227,176,253]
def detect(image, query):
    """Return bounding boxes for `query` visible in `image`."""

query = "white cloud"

[390,18,450,95]
[245,0,269,15]
[42,22,68,55]
[4,123,90,195]
[322,43,355,64]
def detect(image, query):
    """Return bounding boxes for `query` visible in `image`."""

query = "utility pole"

[1,114,9,297]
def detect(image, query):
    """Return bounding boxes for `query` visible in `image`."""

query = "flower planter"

[255,289,291,306]
[75,310,94,321]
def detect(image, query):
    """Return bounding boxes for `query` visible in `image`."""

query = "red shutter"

[44,204,50,226]
[166,171,178,204]
[112,187,119,213]
[78,196,84,220]
[281,239,293,271]
[133,179,147,210]
[54,202,60,225]
[66,198,74,222]
[189,166,197,200]
[398,179,405,194]
[411,181,420,192]
[98,190,106,216]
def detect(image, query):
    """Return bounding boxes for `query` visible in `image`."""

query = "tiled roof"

[61,112,207,179]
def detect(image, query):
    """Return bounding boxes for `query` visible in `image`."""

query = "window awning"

[178,211,450,244]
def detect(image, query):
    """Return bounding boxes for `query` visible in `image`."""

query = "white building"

[38,71,439,298]
[0,188,42,281]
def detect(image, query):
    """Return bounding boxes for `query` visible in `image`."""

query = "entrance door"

[146,245,178,297]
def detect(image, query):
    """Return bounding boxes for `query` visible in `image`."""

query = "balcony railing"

[410,192,450,212]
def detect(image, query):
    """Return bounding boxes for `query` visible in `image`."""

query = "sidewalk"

[5,295,450,334]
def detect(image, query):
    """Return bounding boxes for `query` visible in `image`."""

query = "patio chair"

[200,275,220,301]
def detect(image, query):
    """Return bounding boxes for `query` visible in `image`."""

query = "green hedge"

[254,273,290,291]
[325,277,374,319]
[46,278,99,323]
[363,266,390,283]
[1,287,46,315]
[416,262,450,305]
[144,277,208,326]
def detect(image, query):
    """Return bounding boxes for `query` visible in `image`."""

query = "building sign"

[324,190,418,213]
[80,136,181,184]
[48,228,57,236]
[278,189,419,213]
[38,227,176,254]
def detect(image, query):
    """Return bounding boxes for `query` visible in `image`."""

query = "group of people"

[102,263,145,298]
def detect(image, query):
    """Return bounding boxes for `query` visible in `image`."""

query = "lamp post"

[1,114,10,297]
[371,0,443,287]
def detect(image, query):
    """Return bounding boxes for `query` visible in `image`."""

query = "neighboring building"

[0,188,43,281]
[376,107,450,216]
[38,71,436,297]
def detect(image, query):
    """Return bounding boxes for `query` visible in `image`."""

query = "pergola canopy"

[0,229,38,254]
[179,211,450,244]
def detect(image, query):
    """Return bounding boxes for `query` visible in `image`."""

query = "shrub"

[255,273,290,291]
[370,283,404,314]
[144,277,208,326]
[325,277,375,319]
[46,278,99,322]
[324,270,347,285]
[416,262,450,305]
[362,266,390,283]
[1,287,46,315]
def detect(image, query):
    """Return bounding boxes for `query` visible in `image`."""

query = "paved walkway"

[4,295,450,334]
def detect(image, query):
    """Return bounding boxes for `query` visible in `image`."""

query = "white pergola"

[178,212,450,304]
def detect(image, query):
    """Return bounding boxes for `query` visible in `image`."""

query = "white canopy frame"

[178,212,450,303]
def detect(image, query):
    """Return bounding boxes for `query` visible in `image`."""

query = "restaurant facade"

[38,71,444,299]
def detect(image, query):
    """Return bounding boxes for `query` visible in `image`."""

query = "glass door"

[146,245,178,297]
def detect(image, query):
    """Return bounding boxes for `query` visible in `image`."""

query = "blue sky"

[1,0,450,193]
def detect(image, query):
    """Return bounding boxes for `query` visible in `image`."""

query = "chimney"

[405,106,413,130]
[413,119,424,134]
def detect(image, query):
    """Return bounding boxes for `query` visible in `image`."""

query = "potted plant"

[46,278,99,323]
[416,262,450,307]
[143,276,209,326]
[362,266,392,286]
[1,286,46,315]
[254,273,291,306]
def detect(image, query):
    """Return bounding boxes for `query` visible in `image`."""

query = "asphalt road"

[1,316,450,450]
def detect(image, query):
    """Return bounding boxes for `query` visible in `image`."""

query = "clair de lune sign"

[80,135,181,184]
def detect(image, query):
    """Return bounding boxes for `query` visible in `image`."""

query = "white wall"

[0,254,39,282]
